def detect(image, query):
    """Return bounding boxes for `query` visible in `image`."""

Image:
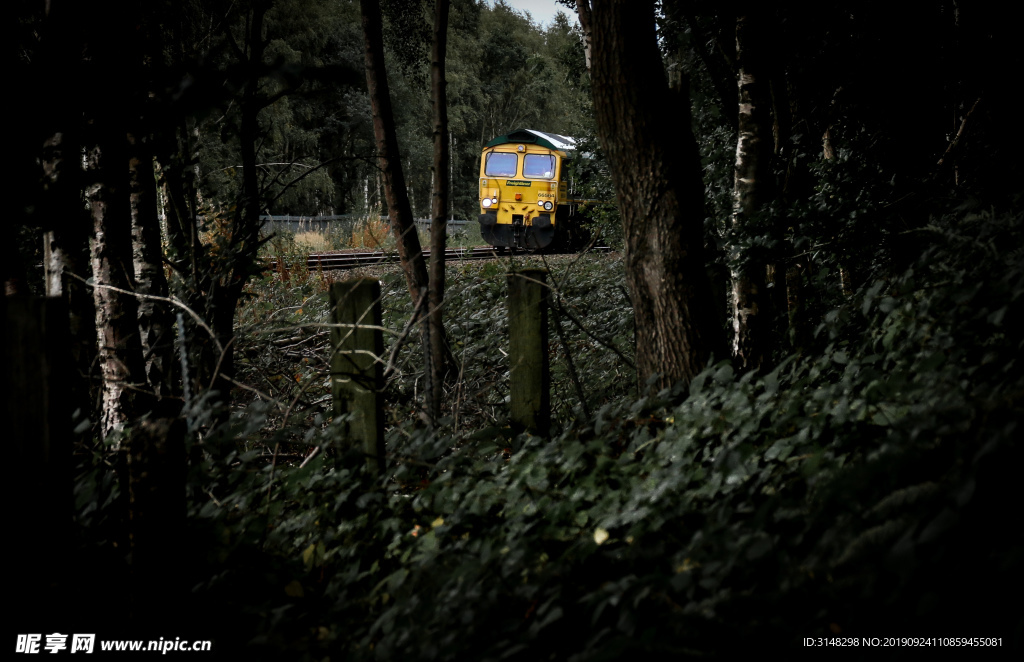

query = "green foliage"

[56,2,1024,658]
[71,205,1024,657]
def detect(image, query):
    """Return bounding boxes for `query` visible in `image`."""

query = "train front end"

[478,129,574,250]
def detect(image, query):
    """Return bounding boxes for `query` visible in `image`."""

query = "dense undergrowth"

[74,206,1023,658]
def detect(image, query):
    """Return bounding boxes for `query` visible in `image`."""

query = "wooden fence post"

[508,268,550,435]
[330,279,385,473]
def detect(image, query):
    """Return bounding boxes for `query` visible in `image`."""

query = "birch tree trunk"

[129,133,176,403]
[730,12,777,371]
[578,0,725,391]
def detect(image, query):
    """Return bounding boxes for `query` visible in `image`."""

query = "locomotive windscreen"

[523,154,555,179]
[485,152,517,177]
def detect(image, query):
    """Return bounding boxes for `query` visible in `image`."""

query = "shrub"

[72,207,1023,659]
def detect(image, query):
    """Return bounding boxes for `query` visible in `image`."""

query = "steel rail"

[267,246,610,272]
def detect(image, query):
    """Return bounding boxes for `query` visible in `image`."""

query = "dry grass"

[351,216,391,249]
[294,231,330,252]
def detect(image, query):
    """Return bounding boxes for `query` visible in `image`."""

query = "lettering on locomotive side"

[505,180,532,187]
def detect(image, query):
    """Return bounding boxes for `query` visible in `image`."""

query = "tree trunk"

[771,68,815,350]
[579,0,725,391]
[679,12,739,130]
[359,0,430,301]
[211,0,272,400]
[155,119,212,408]
[33,0,97,413]
[730,12,778,372]
[179,0,273,407]
[37,0,84,303]
[428,0,451,421]
[359,0,434,410]
[129,133,176,404]
[87,135,151,438]
[83,1,153,437]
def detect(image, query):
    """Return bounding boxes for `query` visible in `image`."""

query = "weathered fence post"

[508,268,550,435]
[330,279,385,473]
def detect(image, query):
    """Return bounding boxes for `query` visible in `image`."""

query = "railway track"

[269,246,611,272]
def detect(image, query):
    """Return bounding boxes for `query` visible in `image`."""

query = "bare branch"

[68,272,223,355]
[937,97,983,168]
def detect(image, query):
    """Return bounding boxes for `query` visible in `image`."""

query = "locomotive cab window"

[523,154,555,179]
[485,152,518,177]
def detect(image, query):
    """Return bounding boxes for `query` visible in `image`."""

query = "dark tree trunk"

[359,0,434,410]
[770,66,816,350]
[3,240,29,296]
[359,0,430,300]
[195,0,273,405]
[42,138,97,415]
[36,0,84,303]
[730,12,778,372]
[33,0,97,411]
[209,49,262,399]
[578,0,725,391]
[428,0,451,421]
[679,11,739,130]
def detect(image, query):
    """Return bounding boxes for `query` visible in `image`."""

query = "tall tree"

[577,0,725,390]
[428,0,452,421]
[359,0,435,412]
[115,0,173,408]
[129,131,176,403]
[208,0,275,401]
[83,6,152,436]
[730,11,778,371]
[33,0,98,414]
[155,0,333,404]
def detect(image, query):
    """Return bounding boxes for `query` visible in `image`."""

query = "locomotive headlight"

[543,201,553,211]
[482,198,492,208]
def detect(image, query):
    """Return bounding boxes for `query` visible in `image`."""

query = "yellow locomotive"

[477,129,583,250]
